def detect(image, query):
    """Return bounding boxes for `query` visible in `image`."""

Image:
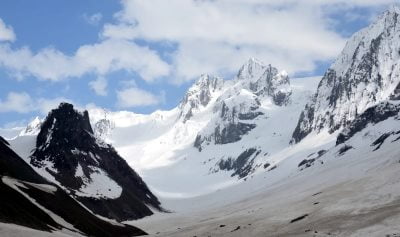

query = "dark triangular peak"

[0,136,147,236]
[31,102,100,189]
[30,102,162,221]
[35,102,93,150]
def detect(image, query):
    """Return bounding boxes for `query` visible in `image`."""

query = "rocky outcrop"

[336,102,400,145]
[217,148,261,178]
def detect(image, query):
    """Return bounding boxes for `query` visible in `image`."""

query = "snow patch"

[74,166,122,199]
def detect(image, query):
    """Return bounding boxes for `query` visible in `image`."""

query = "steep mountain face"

[19,117,42,136]
[0,136,147,236]
[237,58,291,105]
[29,103,161,221]
[336,101,400,145]
[292,6,400,143]
[194,58,291,151]
[93,109,116,141]
[179,74,224,122]
[193,88,261,150]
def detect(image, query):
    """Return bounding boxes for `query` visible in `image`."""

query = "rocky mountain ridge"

[292,6,400,143]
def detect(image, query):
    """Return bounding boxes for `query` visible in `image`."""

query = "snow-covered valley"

[130,137,400,237]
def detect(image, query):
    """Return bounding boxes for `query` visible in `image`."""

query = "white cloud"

[89,77,108,96]
[0,92,33,113]
[0,18,15,42]
[0,91,75,115]
[116,84,163,108]
[102,0,396,82]
[0,0,396,87]
[83,12,103,25]
[0,39,170,81]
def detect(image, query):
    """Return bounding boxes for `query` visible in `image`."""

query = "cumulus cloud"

[102,0,396,82]
[89,77,108,96]
[0,91,75,115]
[0,92,33,113]
[0,39,170,81]
[0,18,15,42]
[0,0,397,87]
[83,12,103,25]
[116,83,164,108]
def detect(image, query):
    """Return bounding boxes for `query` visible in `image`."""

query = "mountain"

[179,74,224,122]
[123,8,400,236]
[194,58,291,151]
[28,103,162,221]
[19,117,42,136]
[0,136,147,236]
[292,6,400,143]
[84,59,318,196]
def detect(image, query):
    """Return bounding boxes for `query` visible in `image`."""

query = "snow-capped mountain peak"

[236,57,267,81]
[186,59,291,151]
[179,74,224,122]
[388,4,400,14]
[19,116,42,136]
[291,6,400,143]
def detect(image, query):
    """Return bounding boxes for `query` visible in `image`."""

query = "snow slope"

[4,73,319,198]
[127,105,400,236]
[84,60,320,196]
[0,223,74,237]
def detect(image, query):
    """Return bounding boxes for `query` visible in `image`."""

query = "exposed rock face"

[179,74,224,122]
[194,91,261,150]
[30,103,161,221]
[0,136,147,236]
[217,148,261,178]
[194,58,291,151]
[93,117,115,141]
[237,58,292,105]
[336,102,400,145]
[292,6,400,143]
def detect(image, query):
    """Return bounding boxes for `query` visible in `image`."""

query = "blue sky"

[0,0,396,127]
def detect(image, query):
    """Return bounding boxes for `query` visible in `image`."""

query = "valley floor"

[129,141,400,237]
